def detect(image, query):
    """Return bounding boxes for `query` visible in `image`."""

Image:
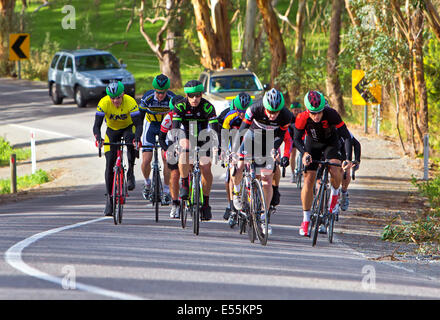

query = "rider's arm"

[93,107,105,140]
[336,124,352,161]
[282,129,292,158]
[131,109,143,141]
[352,136,361,163]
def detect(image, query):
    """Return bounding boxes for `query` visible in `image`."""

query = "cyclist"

[218,93,253,226]
[171,80,219,221]
[288,102,303,183]
[270,129,291,211]
[159,95,185,219]
[231,88,293,235]
[138,74,175,205]
[339,131,361,211]
[93,81,143,216]
[293,90,352,236]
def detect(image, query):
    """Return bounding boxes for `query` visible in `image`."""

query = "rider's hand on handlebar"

[303,153,312,166]
[280,156,289,168]
[342,160,352,171]
[133,138,142,150]
[94,135,103,148]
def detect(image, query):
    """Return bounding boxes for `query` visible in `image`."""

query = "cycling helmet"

[290,101,302,109]
[106,81,124,98]
[263,88,285,112]
[169,95,185,112]
[304,90,325,113]
[152,74,170,90]
[184,80,204,94]
[232,92,253,111]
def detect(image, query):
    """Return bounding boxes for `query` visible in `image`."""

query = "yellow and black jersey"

[96,95,140,130]
[139,89,175,123]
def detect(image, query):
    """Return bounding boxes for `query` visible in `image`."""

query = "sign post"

[352,70,382,134]
[9,33,30,79]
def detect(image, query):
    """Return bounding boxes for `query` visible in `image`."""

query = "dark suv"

[48,49,135,108]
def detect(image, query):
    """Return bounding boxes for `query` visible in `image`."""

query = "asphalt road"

[0,78,439,303]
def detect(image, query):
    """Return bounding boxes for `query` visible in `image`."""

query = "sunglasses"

[266,110,280,115]
[309,111,323,115]
[155,90,166,95]
[110,95,123,100]
[187,92,202,98]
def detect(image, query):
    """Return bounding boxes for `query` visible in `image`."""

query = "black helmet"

[152,74,170,90]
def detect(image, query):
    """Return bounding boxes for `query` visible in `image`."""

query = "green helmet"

[106,81,124,98]
[290,102,302,109]
[184,80,204,94]
[263,88,285,112]
[152,74,170,90]
[304,90,325,113]
[232,92,253,111]
[169,95,185,112]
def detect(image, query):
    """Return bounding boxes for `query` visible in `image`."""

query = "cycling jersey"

[172,97,219,138]
[222,109,244,130]
[239,99,292,150]
[293,107,352,160]
[95,94,140,131]
[139,89,175,123]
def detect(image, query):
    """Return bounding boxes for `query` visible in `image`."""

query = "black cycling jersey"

[294,107,352,161]
[238,99,292,150]
[171,97,219,142]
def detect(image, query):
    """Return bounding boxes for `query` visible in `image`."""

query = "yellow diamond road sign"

[352,69,381,106]
[9,33,30,61]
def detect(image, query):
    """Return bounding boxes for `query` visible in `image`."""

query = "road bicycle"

[232,157,269,246]
[293,151,304,189]
[180,146,204,235]
[99,140,132,225]
[143,136,167,223]
[308,160,342,246]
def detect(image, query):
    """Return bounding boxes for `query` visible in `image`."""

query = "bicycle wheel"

[117,170,126,224]
[312,183,326,246]
[239,181,248,235]
[325,188,335,243]
[180,200,188,229]
[153,167,161,223]
[112,167,120,225]
[252,180,268,245]
[192,172,201,235]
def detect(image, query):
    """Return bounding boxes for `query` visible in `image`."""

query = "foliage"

[0,137,31,167]
[0,169,50,194]
[382,175,440,255]
[21,32,60,81]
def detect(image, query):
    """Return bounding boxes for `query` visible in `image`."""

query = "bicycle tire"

[252,180,268,245]
[312,183,326,246]
[112,168,120,225]
[192,172,200,235]
[117,170,125,224]
[153,167,160,223]
[180,200,187,229]
[239,181,248,235]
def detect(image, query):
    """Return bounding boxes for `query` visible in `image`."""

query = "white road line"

[4,217,144,300]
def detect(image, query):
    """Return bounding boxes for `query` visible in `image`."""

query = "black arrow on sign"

[355,76,378,104]
[11,35,28,59]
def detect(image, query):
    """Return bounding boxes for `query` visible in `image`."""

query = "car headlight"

[122,75,135,83]
[83,78,100,86]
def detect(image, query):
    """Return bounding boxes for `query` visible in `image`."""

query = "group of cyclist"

[93,73,361,237]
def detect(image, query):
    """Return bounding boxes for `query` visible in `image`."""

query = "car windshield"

[210,75,263,93]
[75,54,120,71]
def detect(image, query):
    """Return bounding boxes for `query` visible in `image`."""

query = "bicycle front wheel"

[252,180,268,246]
[153,168,161,223]
[112,168,120,225]
[180,200,187,229]
[192,172,201,235]
[312,184,326,246]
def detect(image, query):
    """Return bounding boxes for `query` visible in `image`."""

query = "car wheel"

[50,83,63,105]
[74,86,87,108]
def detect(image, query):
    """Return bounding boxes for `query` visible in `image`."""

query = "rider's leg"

[271,166,280,206]
[178,138,190,199]
[260,169,274,212]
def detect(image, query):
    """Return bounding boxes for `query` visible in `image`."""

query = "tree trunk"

[191,0,232,70]
[423,0,440,41]
[290,0,306,100]
[413,8,429,139]
[326,0,345,115]
[0,0,16,76]
[242,0,257,69]
[211,0,232,68]
[256,0,287,90]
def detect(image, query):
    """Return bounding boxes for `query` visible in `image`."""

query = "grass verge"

[0,137,31,167]
[382,175,440,255]
[0,169,51,194]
